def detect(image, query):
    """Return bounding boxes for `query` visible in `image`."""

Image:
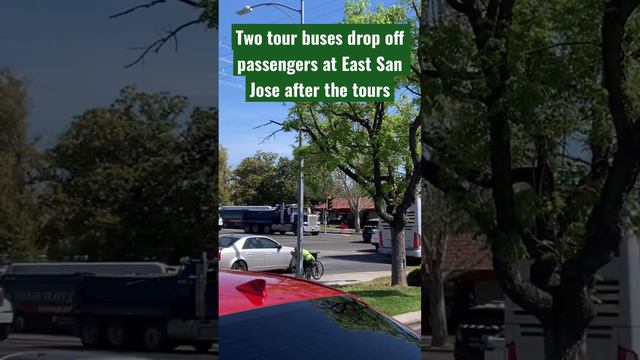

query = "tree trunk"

[428,272,448,347]
[390,218,407,286]
[543,324,587,360]
[353,203,361,233]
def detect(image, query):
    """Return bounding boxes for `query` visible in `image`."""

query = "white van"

[375,196,422,258]
[504,231,640,359]
[0,287,13,341]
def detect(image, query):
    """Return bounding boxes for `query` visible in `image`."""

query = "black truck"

[241,204,320,235]
[1,255,217,352]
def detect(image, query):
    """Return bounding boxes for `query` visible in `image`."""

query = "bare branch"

[109,0,167,19]
[123,19,202,68]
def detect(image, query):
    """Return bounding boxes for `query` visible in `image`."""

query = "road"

[0,334,217,359]
[220,229,420,275]
[422,351,454,360]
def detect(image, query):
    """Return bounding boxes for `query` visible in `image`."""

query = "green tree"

[40,86,215,263]
[273,2,418,286]
[230,152,297,206]
[418,0,640,358]
[218,146,232,205]
[0,69,41,261]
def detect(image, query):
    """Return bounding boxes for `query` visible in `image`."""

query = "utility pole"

[295,0,305,278]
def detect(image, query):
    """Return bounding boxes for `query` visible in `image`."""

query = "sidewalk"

[319,270,390,286]
[390,310,455,354]
[393,310,421,333]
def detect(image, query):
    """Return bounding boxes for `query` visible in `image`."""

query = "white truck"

[373,196,422,258]
[0,287,13,341]
[504,231,640,359]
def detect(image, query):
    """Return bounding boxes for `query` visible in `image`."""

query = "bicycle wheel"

[303,266,312,280]
[312,261,324,280]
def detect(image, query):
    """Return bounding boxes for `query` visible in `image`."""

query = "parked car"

[362,219,380,244]
[218,234,294,272]
[454,301,505,360]
[219,270,420,360]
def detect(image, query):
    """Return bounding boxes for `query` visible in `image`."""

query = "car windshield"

[219,236,240,248]
[220,295,419,360]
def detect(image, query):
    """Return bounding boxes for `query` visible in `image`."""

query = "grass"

[335,275,421,316]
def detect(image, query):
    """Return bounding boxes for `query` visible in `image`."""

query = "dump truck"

[0,255,216,352]
[241,204,320,235]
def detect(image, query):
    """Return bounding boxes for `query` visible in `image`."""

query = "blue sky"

[0,0,216,149]
[219,0,400,167]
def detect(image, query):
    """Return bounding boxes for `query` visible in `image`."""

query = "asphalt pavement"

[220,228,420,275]
[0,334,217,359]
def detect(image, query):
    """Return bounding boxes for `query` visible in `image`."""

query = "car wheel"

[263,225,271,234]
[287,257,296,273]
[80,317,105,349]
[231,260,248,271]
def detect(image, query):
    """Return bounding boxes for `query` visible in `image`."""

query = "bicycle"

[303,260,324,280]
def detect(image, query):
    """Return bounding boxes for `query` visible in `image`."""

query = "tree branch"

[123,19,201,68]
[520,41,601,56]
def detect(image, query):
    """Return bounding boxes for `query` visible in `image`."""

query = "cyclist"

[290,248,315,274]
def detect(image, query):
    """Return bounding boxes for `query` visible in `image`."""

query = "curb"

[421,336,455,353]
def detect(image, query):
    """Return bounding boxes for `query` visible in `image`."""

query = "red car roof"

[219,269,345,316]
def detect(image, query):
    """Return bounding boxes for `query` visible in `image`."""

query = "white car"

[218,234,295,272]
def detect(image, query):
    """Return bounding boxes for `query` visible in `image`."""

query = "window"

[258,238,279,249]
[220,296,419,360]
[219,236,240,248]
[243,238,259,249]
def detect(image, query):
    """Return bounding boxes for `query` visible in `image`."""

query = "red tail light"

[619,347,639,360]
[413,233,420,249]
[379,232,383,248]
[506,342,517,360]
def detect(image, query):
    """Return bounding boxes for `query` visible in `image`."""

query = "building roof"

[314,197,375,211]
[438,234,493,275]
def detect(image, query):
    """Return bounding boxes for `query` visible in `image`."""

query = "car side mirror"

[277,244,282,249]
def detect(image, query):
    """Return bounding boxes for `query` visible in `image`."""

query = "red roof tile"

[314,197,375,211]
[439,234,493,273]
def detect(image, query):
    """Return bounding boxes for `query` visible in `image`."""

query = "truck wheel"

[243,226,251,233]
[0,324,9,341]
[279,231,286,235]
[251,224,260,234]
[80,317,105,349]
[263,225,271,234]
[12,314,26,333]
[106,318,130,349]
[194,341,213,353]
[312,232,319,236]
[142,323,169,352]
